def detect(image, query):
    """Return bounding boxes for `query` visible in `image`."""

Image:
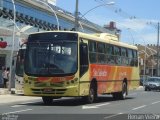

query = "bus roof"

[29,31,138,50]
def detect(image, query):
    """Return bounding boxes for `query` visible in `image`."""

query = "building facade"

[0,0,117,87]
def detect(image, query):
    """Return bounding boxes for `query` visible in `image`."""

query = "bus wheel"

[112,93,119,100]
[42,96,53,105]
[84,83,97,104]
[112,82,127,100]
[119,82,127,100]
[144,87,148,91]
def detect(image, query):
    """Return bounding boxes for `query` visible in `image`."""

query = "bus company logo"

[92,68,108,77]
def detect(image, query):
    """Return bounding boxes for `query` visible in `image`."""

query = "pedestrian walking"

[3,67,10,88]
[1,66,5,85]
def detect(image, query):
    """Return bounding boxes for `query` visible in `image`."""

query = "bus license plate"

[43,88,52,93]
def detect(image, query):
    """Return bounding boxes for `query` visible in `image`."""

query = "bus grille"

[34,82,64,87]
[31,88,66,94]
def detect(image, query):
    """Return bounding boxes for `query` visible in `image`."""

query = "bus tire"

[112,92,119,100]
[42,96,53,105]
[144,87,148,91]
[84,82,97,104]
[112,82,127,100]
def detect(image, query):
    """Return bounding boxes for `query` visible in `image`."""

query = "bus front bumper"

[24,86,79,97]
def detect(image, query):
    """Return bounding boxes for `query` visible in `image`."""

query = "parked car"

[144,77,160,91]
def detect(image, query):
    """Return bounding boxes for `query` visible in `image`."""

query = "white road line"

[104,112,124,119]
[11,105,26,108]
[129,93,137,96]
[20,101,37,104]
[151,101,160,105]
[82,102,110,109]
[132,105,146,111]
[94,102,110,107]
[2,109,32,114]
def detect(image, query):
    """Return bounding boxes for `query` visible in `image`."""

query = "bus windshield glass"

[16,49,25,77]
[25,32,78,76]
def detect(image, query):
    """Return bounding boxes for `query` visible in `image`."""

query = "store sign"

[0,38,7,48]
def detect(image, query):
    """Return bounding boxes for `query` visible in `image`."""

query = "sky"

[56,0,160,45]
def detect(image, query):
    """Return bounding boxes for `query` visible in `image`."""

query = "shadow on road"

[18,95,135,107]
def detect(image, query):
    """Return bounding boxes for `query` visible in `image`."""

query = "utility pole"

[9,0,16,91]
[75,0,79,31]
[157,22,160,76]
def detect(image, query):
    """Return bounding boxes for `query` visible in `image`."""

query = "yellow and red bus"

[23,31,139,104]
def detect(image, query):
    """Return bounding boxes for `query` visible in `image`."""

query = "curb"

[0,88,15,95]
[0,89,9,95]
[137,86,144,90]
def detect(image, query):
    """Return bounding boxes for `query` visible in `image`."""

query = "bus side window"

[80,43,89,77]
[97,42,105,64]
[121,48,127,65]
[106,45,114,64]
[133,50,138,66]
[128,49,134,66]
[114,46,121,65]
[89,41,97,63]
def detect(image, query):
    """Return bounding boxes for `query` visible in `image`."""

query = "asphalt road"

[0,89,160,120]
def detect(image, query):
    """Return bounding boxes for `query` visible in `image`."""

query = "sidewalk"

[0,94,41,104]
[0,88,40,104]
[0,88,10,95]
[137,86,144,90]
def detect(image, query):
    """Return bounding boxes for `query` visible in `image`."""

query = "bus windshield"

[15,49,25,77]
[25,33,78,76]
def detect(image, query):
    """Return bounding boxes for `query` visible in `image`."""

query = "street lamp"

[139,47,156,77]
[147,22,160,76]
[36,0,59,31]
[74,0,115,31]
[81,2,115,19]
[139,46,157,77]
[157,22,160,76]
[74,0,79,31]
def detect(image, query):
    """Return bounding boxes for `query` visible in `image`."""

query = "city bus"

[23,31,140,104]
[15,48,25,94]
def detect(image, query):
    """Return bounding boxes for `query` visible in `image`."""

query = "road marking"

[129,93,137,96]
[104,112,123,119]
[2,109,32,114]
[82,102,110,109]
[11,105,26,108]
[132,105,146,111]
[151,101,160,105]
[20,101,37,104]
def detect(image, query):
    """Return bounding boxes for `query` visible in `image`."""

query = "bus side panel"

[114,66,132,92]
[90,64,112,94]
[89,64,138,94]
[129,67,140,90]
[79,70,90,96]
